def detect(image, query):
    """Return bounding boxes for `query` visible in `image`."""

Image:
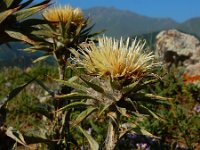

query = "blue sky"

[48,0,200,22]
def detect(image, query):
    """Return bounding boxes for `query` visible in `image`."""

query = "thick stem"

[53,51,66,80]
[53,52,72,149]
[105,117,119,150]
[58,64,66,80]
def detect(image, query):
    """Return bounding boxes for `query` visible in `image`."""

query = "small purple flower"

[193,104,200,113]
[136,143,150,150]
[86,127,92,135]
[175,143,189,150]
[5,82,11,88]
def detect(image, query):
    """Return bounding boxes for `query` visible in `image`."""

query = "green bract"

[0,0,50,45]
[58,37,171,149]
[24,5,101,69]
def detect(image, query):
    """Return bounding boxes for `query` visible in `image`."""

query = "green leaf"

[59,18,68,38]
[134,79,158,92]
[140,105,165,122]
[78,126,99,150]
[144,93,173,101]
[52,78,88,92]
[75,24,83,36]
[105,119,117,150]
[89,120,102,134]
[86,30,105,39]
[64,15,72,32]
[35,80,53,96]
[97,104,111,118]
[80,76,105,93]
[128,92,171,105]
[80,24,95,35]
[6,127,28,147]
[17,0,34,10]
[68,47,80,58]
[20,18,49,26]
[5,30,36,45]
[122,80,140,94]
[0,7,18,23]
[31,0,51,7]
[116,107,130,118]
[23,73,54,96]
[107,112,118,126]
[33,55,50,63]
[24,45,52,52]
[131,126,159,139]
[2,0,15,8]
[21,135,53,145]
[23,47,38,52]
[0,0,21,11]
[14,2,48,21]
[73,107,97,126]
[0,78,35,108]
[31,104,53,120]
[55,92,95,100]
[142,79,158,86]
[58,101,88,112]
[67,75,79,82]
[31,29,56,37]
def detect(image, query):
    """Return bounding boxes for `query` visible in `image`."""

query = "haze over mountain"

[1,6,200,67]
[84,7,179,38]
[84,7,200,38]
[177,17,200,39]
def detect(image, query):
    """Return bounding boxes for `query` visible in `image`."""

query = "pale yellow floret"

[75,36,157,80]
[42,5,85,26]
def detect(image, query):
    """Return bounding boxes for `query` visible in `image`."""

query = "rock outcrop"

[156,29,200,79]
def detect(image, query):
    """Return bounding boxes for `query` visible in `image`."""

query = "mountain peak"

[84,7,178,38]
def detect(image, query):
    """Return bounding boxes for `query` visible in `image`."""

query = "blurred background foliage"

[0,0,199,150]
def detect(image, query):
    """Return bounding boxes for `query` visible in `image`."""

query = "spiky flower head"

[74,36,157,81]
[42,5,85,26]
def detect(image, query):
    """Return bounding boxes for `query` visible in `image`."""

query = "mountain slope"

[177,17,200,39]
[1,7,200,67]
[84,7,179,38]
[0,43,44,68]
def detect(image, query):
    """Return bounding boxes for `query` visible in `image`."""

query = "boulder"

[155,29,200,81]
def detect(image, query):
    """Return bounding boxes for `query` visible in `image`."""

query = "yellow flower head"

[75,36,157,80]
[42,5,85,26]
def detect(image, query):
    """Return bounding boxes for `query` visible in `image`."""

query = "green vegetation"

[2,7,200,68]
[141,67,200,149]
[1,63,199,149]
[0,1,199,150]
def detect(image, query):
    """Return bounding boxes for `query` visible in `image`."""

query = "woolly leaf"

[73,107,97,126]
[78,126,99,150]
[0,78,34,108]
[58,101,88,112]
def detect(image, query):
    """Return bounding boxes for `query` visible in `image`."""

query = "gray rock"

[155,29,200,82]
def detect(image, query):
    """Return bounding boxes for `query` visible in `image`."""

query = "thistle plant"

[61,36,171,150]
[0,0,52,148]
[0,2,170,149]
[21,5,102,149]
[0,2,101,149]
[24,5,100,80]
[0,0,50,45]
